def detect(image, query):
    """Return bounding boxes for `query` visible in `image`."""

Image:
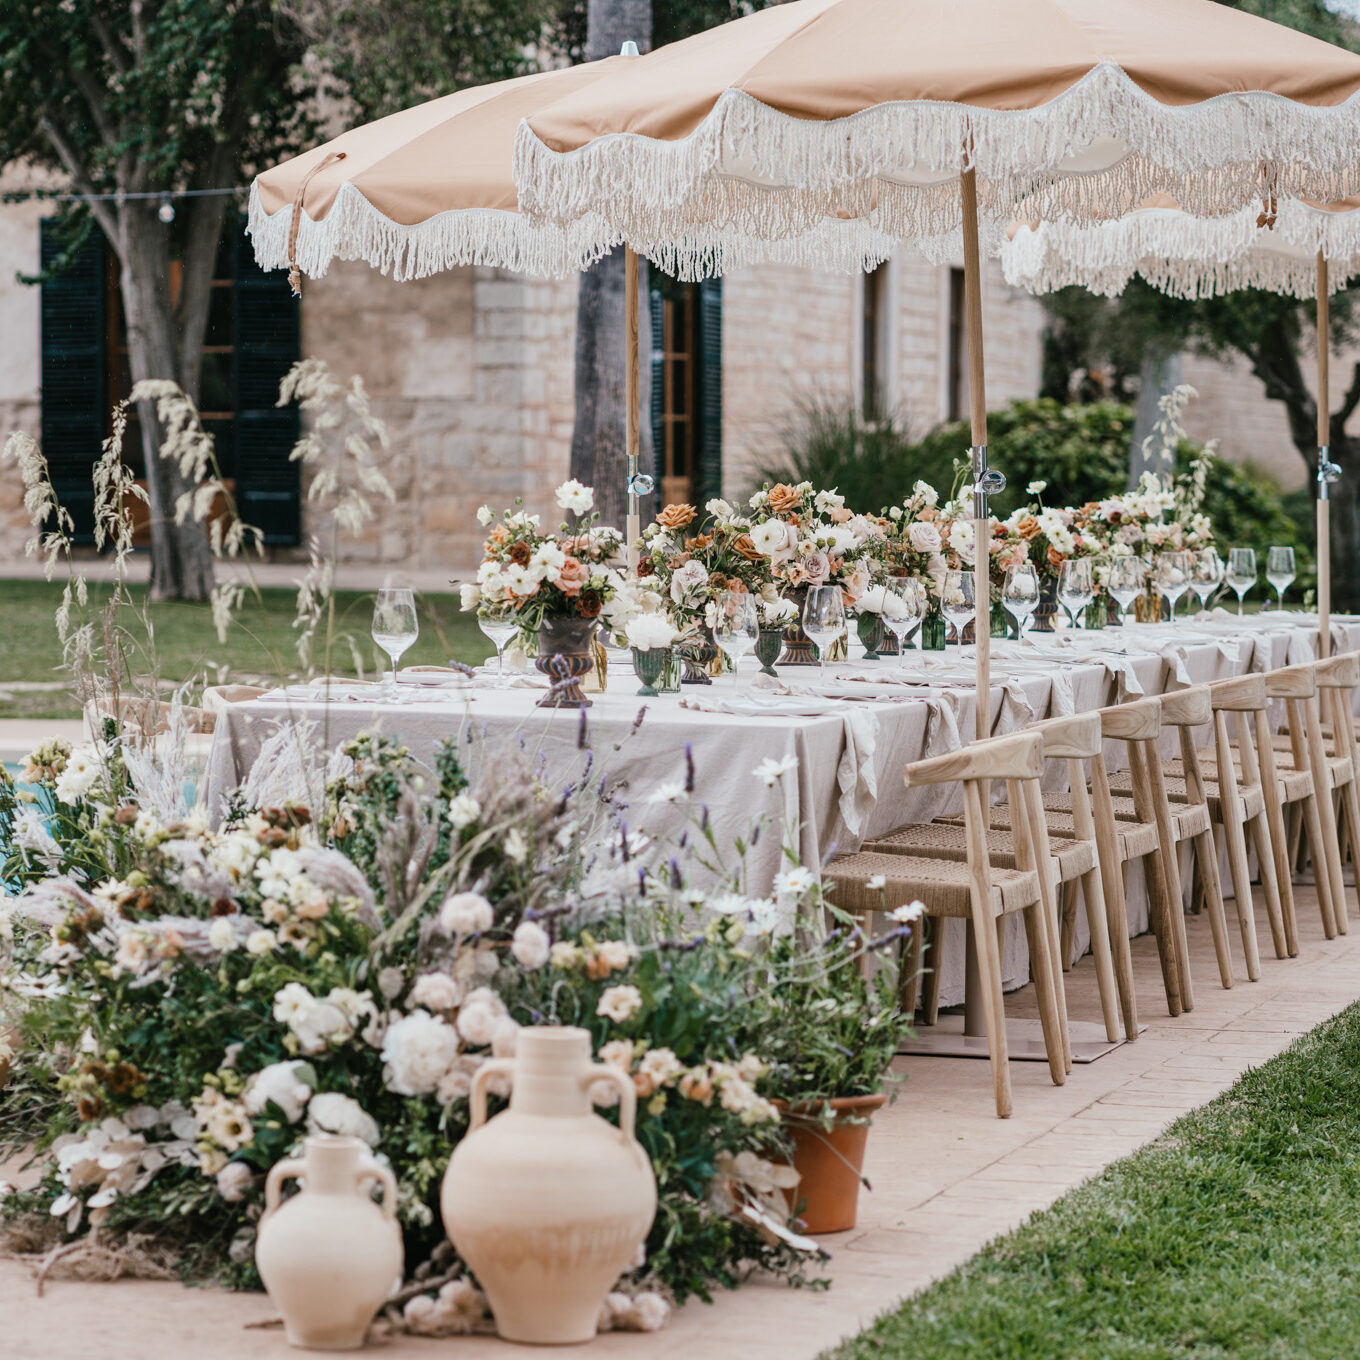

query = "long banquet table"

[203,611,1360,1006]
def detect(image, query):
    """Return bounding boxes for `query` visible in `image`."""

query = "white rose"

[749,519,790,556]
[476,505,494,527]
[243,1060,313,1123]
[459,583,481,611]
[439,892,494,936]
[510,920,551,970]
[907,522,942,554]
[381,1010,460,1097]
[216,1161,254,1202]
[597,985,643,1024]
[306,1091,380,1147]
[410,972,461,1012]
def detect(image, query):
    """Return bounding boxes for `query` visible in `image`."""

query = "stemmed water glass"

[1266,546,1296,610]
[1226,548,1257,616]
[714,591,759,690]
[884,575,927,660]
[802,585,846,679]
[941,570,975,652]
[477,600,519,685]
[1107,556,1144,627]
[1154,550,1192,623]
[1002,562,1040,637]
[1190,547,1224,614]
[1057,558,1093,630]
[371,587,419,698]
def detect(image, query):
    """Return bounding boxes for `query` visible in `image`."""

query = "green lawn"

[828,1003,1360,1360]
[0,579,486,720]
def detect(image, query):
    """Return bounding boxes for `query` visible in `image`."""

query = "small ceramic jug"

[441,1026,657,1345]
[256,1136,403,1351]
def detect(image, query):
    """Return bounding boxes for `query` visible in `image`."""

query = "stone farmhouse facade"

[0,186,1325,581]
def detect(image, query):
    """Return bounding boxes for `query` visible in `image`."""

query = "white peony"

[439,892,494,936]
[510,920,551,970]
[907,521,942,554]
[410,972,461,1012]
[668,559,709,604]
[306,1092,380,1147]
[243,1060,313,1123]
[555,479,594,515]
[458,582,481,611]
[381,1010,460,1097]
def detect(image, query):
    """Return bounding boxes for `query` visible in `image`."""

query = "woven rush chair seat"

[1041,787,1216,839]
[827,850,1043,919]
[1161,753,1315,805]
[949,802,1162,863]
[1102,773,1262,826]
[1274,733,1357,787]
[865,822,1096,881]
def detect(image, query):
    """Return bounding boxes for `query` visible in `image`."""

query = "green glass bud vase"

[921,610,946,651]
[633,647,667,696]
[989,600,1010,639]
[856,612,884,660]
[659,647,682,693]
[1084,599,1106,631]
[755,628,783,677]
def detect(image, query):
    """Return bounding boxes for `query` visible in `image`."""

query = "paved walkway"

[4,884,1357,1359]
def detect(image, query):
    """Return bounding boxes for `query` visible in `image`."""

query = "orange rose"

[766,483,801,516]
[1047,545,1066,569]
[1016,515,1042,541]
[656,503,697,531]
[731,534,764,562]
[686,533,714,553]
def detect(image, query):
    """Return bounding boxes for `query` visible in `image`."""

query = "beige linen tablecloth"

[203,614,1360,1006]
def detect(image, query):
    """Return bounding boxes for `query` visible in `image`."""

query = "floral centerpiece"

[459,481,622,706]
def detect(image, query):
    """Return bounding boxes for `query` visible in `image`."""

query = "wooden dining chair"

[863,711,1121,1046]
[1312,651,1360,932]
[825,730,1068,1119]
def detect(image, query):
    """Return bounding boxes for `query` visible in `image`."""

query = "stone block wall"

[0,200,43,561]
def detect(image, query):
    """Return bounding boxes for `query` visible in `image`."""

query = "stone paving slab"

[3,885,1357,1360]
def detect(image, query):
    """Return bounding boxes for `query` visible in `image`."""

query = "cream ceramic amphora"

[255,1136,403,1351]
[441,1026,657,1344]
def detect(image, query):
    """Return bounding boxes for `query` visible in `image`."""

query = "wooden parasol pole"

[1316,252,1333,658]
[960,168,992,743]
[625,245,641,575]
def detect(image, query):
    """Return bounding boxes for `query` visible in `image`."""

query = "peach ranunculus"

[829,505,853,523]
[998,542,1030,572]
[1016,515,1042,541]
[766,483,802,516]
[656,503,697,531]
[488,524,509,547]
[556,556,590,596]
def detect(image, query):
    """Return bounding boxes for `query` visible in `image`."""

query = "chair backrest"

[903,730,1043,789]
[202,684,267,717]
[1316,651,1360,689]
[1209,673,1267,712]
[1158,685,1211,728]
[1099,695,1162,743]
[1263,663,1317,700]
[1029,711,1101,760]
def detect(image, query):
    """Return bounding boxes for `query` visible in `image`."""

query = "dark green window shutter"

[695,278,722,510]
[233,220,300,546]
[649,287,665,464]
[39,221,107,543]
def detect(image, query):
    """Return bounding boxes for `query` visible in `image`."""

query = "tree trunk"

[1128,351,1181,488]
[1326,430,1360,616]
[570,0,654,533]
[117,203,216,602]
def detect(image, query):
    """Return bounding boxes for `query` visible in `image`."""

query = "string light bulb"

[157,198,176,224]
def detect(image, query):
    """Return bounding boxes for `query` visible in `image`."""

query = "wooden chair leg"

[1020,780,1071,1072]
[1220,808,1263,982]
[1059,877,1079,972]
[1192,827,1235,989]
[1337,773,1360,926]
[898,924,923,1017]
[1315,778,1351,938]
[1247,811,1289,963]
[1021,901,1066,1089]
[1108,862,1139,1042]
[1287,801,1306,876]
[1143,844,1185,1016]
[1299,789,1338,940]
[1079,868,1121,1043]
[968,908,1013,1118]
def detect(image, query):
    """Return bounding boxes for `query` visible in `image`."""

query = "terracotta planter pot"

[777,1092,887,1234]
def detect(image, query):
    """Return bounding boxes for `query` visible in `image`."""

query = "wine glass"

[1266,545,1296,610]
[371,587,419,697]
[477,600,519,685]
[884,575,927,662]
[802,585,846,679]
[1107,556,1144,627]
[1226,547,1257,616]
[941,570,976,652]
[1002,562,1040,638]
[1154,550,1192,623]
[1056,558,1093,630]
[714,591,759,690]
[1190,547,1224,613]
